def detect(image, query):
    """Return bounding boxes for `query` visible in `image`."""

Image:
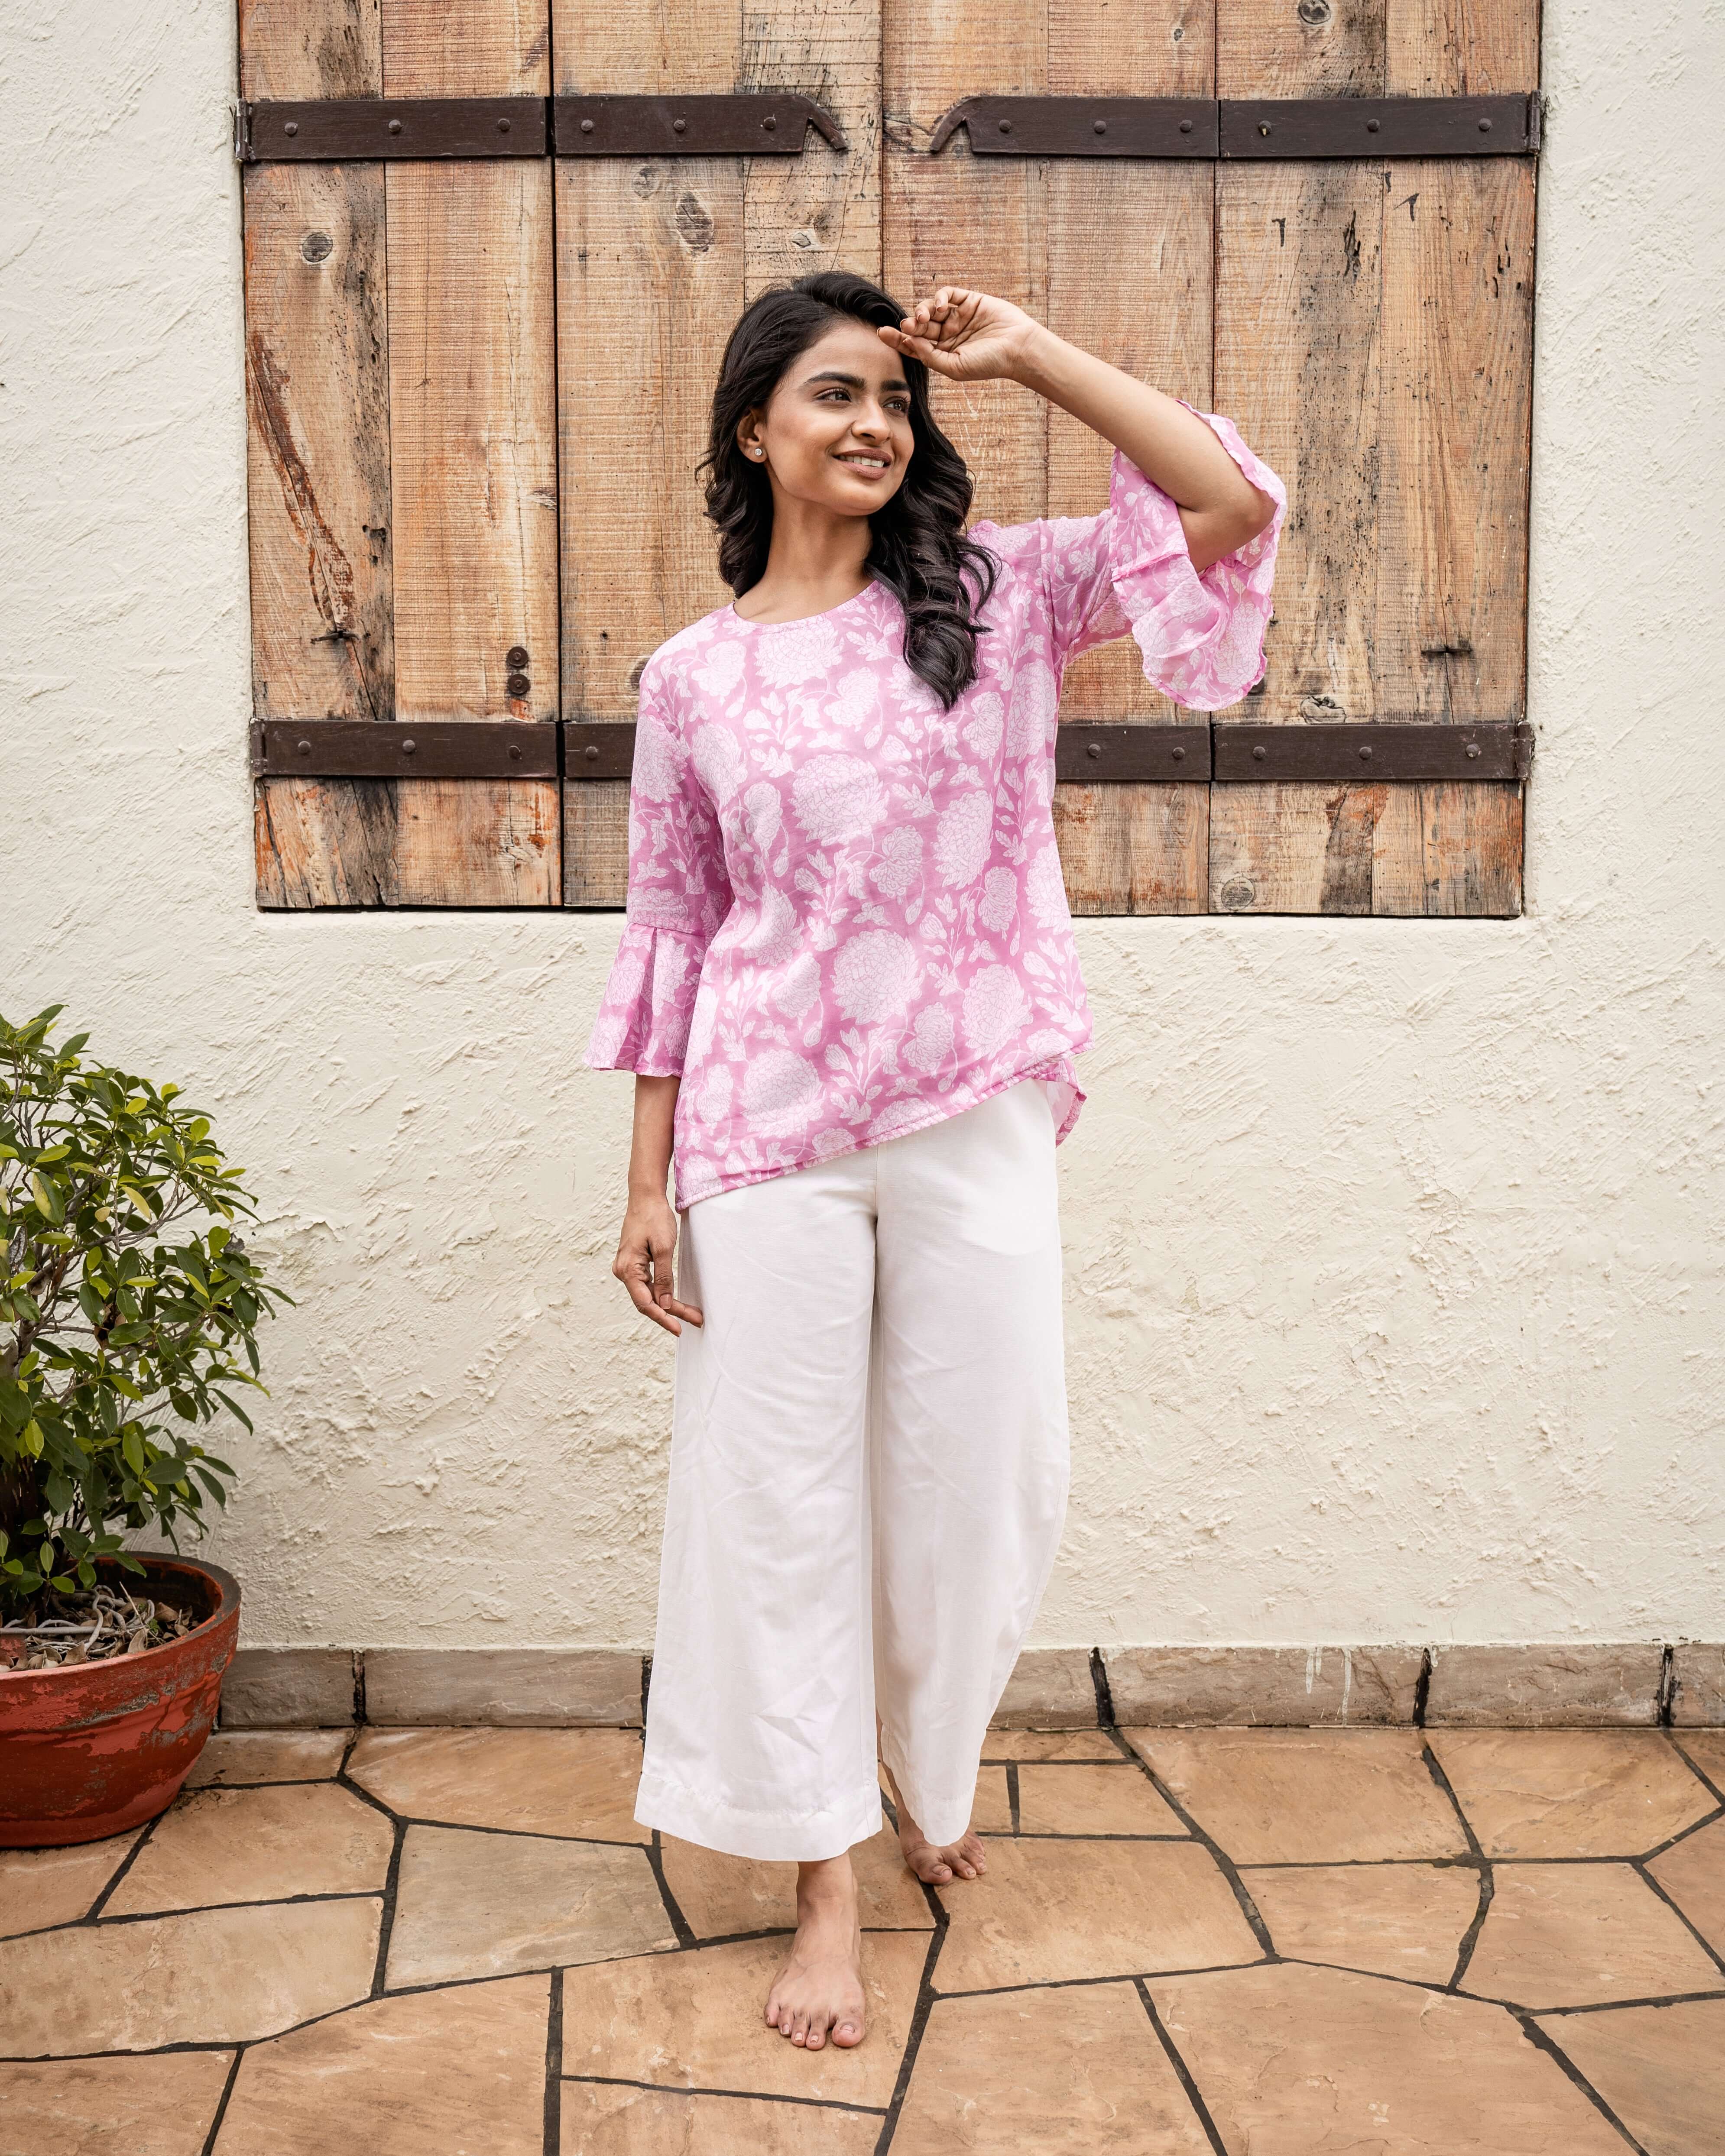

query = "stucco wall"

[3,0,1720,1653]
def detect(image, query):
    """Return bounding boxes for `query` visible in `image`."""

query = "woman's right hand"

[613,1190,704,1336]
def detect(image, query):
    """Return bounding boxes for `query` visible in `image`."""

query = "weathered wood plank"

[244,164,393,726]
[243,0,401,908]
[554,0,881,906]
[1209,0,1537,916]
[890,0,1214,915]
[379,0,559,905]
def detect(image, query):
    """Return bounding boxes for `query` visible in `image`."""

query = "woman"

[585,272,1284,2052]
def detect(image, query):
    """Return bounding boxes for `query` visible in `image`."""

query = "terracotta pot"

[0,1555,240,1848]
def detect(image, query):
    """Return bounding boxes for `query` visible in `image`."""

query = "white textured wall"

[2,1,1720,1651]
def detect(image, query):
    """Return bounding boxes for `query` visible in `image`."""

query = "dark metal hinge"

[252,718,1532,786]
[931,94,1538,161]
[235,93,845,164]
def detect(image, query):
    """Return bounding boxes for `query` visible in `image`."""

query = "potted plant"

[0,1006,289,1845]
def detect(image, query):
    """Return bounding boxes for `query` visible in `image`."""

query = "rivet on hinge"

[1086,741,1102,759]
[580,118,594,133]
[999,120,1012,133]
[1094,120,1107,135]
[1258,123,1271,136]
[1466,741,1482,759]
[584,744,600,761]
[284,120,298,137]
[498,117,511,134]
[401,738,416,754]
[673,117,686,133]
[1180,118,1193,133]
[297,738,311,755]
[1366,118,1380,132]
[509,741,522,761]
[389,119,402,135]
[1358,744,1374,761]
[762,115,777,131]
[1479,117,1492,132]
[1252,744,1267,761]
[1171,745,1187,761]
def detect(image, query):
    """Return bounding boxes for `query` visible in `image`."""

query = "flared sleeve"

[1041,401,1287,709]
[583,671,733,1078]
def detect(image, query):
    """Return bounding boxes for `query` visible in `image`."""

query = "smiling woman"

[583,266,1284,2056]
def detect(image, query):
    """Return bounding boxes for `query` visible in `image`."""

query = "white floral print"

[585,411,1287,1209]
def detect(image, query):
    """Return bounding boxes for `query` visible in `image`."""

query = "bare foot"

[895,1802,987,1885]
[764,1855,867,2051]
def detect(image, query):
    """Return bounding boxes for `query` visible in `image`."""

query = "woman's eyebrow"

[801,369,911,392]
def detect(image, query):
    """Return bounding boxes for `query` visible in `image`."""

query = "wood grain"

[1209,0,1537,916]
[244,0,561,907]
[554,0,882,906]
[888,0,1215,915]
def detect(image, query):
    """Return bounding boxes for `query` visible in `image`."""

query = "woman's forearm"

[1008,324,1275,570]
[628,1075,681,1199]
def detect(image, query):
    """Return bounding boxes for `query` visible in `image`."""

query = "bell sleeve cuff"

[583,921,704,1077]
[1106,401,1287,711]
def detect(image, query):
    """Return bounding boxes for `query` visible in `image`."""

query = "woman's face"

[737,318,914,515]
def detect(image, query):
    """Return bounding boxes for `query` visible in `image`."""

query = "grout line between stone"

[1115,1747,1276,1958]
[199,2046,243,2156]
[542,1966,564,2156]
[564,2073,887,2117]
[1631,1856,1725,1981]
[1447,1859,1494,1991]
[1413,1648,1433,1725]
[872,1880,950,2152]
[930,1960,1268,2006]
[1135,1976,1229,2156]
[370,1819,406,1996]
[83,1813,160,1924]
[1089,1645,1116,1726]
[645,1829,697,1950]
[1536,1984,1725,2016]
[1419,1738,1486,1860]
[1006,1764,1020,1836]
[1514,2010,1652,2154]
[1668,1733,1725,1806]
[1643,1800,1725,1861]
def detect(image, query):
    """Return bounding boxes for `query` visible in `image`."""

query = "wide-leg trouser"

[634,1078,1070,1861]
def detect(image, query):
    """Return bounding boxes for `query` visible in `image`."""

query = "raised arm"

[879,287,1278,573]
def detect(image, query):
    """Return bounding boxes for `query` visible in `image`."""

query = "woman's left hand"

[878,287,1040,384]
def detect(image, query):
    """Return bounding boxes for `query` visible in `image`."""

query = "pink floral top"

[585,403,1286,1210]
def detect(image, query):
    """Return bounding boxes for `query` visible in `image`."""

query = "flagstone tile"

[213,1972,547,2156]
[1015,1763,1185,1837]
[1242,1861,1482,1983]
[104,1784,392,1916]
[1536,1997,1725,2156]
[185,1729,351,1788]
[891,1979,1213,2153]
[970,1765,1013,1834]
[1429,1732,1717,1857]
[1122,1729,1466,1863]
[660,1820,932,1940]
[0,1897,379,2056]
[1647,1814,1725,1953]
[932,1838,1261,1994]
[0,2050,235,2156]
[558,1931,926,2109]
[561,2082,882,2153]
[385,1824,674,1986]
[346,1725,646,1840]
[1462,1863,1723,2009]
[980,1730,1127,1762]
[1149,1962,1628,2154]
[0,1829,141,1940]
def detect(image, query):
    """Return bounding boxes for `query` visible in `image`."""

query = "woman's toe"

[834,2018,864,2047]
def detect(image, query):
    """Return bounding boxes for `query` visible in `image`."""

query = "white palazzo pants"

[634,1077,1070,1861]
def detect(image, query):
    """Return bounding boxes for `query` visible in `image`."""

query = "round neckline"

[726,576,881,631]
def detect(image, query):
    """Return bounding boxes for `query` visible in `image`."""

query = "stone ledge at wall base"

[216,1641,1725,1729]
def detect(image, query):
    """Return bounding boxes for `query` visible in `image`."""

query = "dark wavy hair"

[697,269,1000,711]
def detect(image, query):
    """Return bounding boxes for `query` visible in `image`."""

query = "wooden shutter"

[238,0,1537,920]
[552,0,882,905]
[243,0,559,908]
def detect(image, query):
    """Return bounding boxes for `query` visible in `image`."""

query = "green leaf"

[122,1428,145,1476]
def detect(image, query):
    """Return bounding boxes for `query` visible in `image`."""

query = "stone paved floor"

[2,1724,1722,2153]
